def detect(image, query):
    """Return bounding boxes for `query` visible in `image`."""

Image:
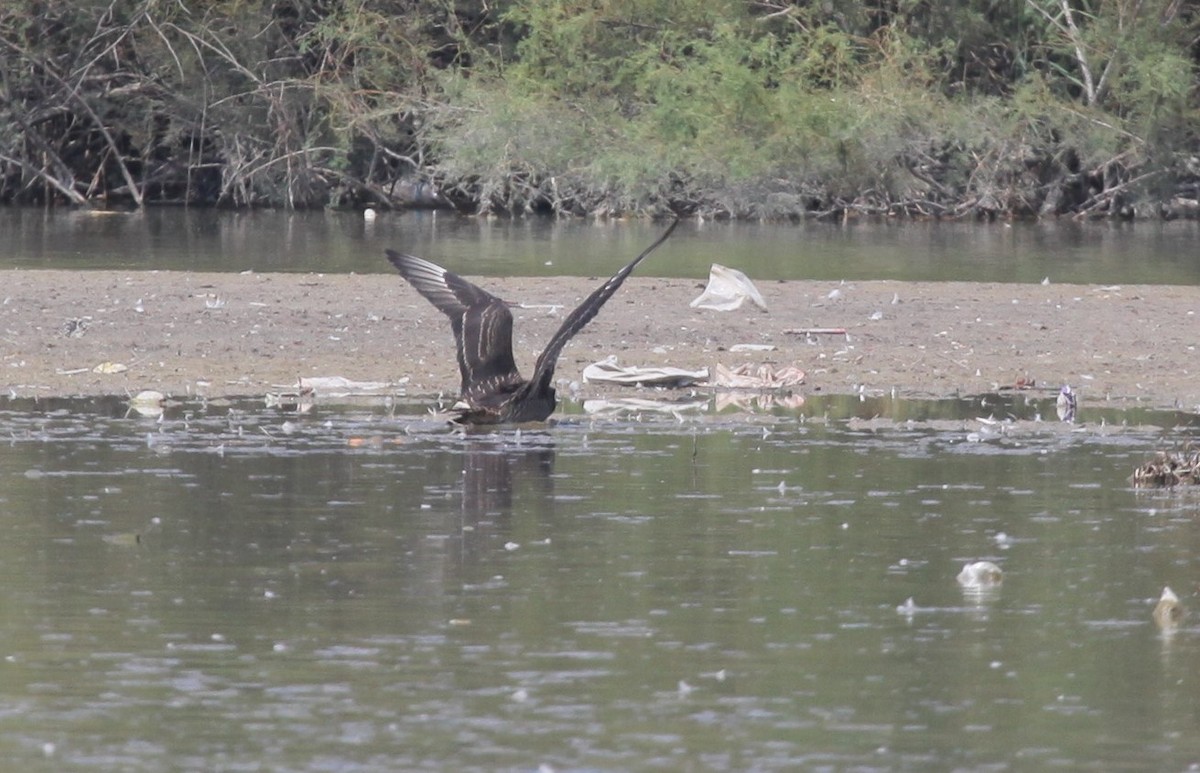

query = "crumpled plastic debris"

[689,264,768,312]
[706,363,805,389]
[582,357,708,388]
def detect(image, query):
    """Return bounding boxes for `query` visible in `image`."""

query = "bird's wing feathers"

[385,250,493,319]
[385,249,520,391]
[528,218,679,390]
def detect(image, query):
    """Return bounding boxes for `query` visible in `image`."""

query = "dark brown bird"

[386,219,679,424]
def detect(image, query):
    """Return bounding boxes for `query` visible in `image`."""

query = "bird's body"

[386,220,678,424]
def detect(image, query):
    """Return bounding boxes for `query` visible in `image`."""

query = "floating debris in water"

[1133,446,1200,488]
[956,561,1003,589]
[1153,586,1184,629]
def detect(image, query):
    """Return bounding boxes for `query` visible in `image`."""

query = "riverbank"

[5,269,1198,413]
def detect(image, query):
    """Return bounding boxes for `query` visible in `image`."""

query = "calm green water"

[2,207,1200,284]
[0,394,1199,770]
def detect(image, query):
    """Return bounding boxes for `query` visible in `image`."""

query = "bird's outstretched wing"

[527,218,680,391]
[385,250,521,394]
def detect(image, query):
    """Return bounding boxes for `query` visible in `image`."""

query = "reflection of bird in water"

[1056,385,1077,422]
[461,436,555,523]
[385,219,678,424]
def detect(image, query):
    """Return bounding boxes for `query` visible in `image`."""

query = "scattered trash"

[707,363,805,389]
[1153,586,1184,629]
[582,357,708,387]
[92,362,128,374]
[1056,385,1077,422]
[1132,446,1200,487]
[689,264,768,312]
[956,561,1003,589]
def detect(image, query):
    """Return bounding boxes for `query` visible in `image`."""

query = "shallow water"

[3,207,1200,284]
[1,395,1199,770]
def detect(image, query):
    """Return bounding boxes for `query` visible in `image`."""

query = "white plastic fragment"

[582,357,708,387]
[689,264,768,312]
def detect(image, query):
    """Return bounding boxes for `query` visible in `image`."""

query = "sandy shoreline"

[3,268,1198,413]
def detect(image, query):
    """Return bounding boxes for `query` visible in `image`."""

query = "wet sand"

[4,269,1198,412]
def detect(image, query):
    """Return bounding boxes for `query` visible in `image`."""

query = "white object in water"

[956,561,1003,588]
[1153,586,1183,628]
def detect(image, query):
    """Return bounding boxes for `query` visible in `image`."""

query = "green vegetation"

[1,0,1196,218]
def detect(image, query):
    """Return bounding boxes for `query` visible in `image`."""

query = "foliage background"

[0,0,1196,218]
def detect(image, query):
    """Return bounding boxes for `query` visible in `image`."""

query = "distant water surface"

[1,208,1198,284]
